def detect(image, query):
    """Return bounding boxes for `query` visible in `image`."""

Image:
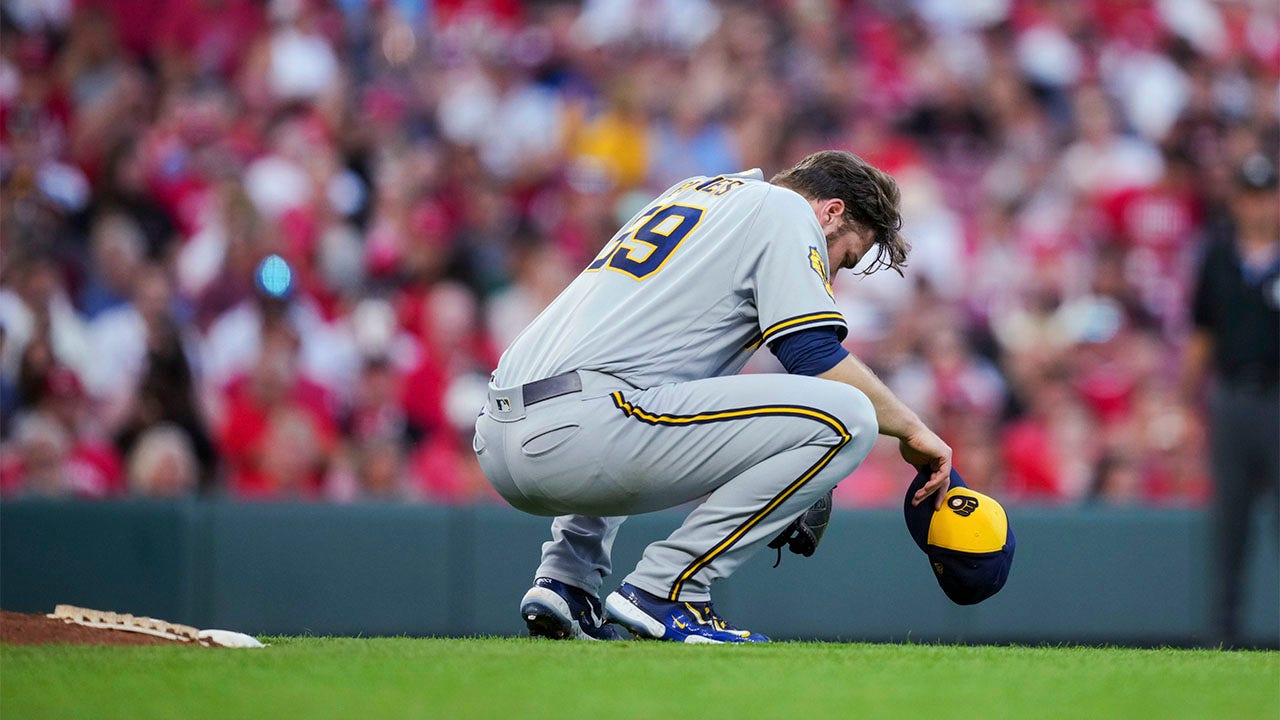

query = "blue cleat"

[604,582,769,644]
[520,577,625,641]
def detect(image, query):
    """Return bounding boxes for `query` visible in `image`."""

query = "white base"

[199,629,266,648]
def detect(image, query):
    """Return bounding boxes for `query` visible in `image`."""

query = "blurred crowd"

[1,0,1276,506]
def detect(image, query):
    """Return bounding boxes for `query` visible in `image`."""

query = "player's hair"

[771,150,909,276]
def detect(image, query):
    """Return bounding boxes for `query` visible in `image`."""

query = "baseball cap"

[903,468,1015,605]
[1234,154,1278,192]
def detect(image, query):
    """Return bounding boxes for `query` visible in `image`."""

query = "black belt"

[522,371,583,406]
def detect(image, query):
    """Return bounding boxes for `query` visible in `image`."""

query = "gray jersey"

[494,170,847,388]
[478,169,885,614]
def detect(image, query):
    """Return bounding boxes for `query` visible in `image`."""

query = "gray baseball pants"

[473,369,877,602]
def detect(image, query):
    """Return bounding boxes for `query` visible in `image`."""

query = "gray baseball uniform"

[474,170,878,602]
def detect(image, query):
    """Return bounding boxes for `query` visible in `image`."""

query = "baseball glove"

[768,489,833,567]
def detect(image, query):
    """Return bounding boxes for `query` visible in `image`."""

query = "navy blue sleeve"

[767,326,849,376]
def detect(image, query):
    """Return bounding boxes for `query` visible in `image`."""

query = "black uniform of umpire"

[1189,154,1280,647]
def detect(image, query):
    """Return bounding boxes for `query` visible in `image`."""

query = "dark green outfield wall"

[2,501,1276,646]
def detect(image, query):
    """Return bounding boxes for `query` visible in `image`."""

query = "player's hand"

[899,429,952,510]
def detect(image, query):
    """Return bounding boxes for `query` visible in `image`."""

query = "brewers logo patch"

[927,488,1007,553]
[948,494,980,516]
[809,247,834,298]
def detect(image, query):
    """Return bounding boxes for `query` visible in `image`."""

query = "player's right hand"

[899,429,952,510]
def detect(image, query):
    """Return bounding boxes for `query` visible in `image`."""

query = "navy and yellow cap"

[903,468,1015,605]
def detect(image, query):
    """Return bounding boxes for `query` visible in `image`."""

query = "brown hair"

[771,150,910,276]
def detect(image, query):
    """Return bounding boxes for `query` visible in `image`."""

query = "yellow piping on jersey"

[611,394,849,435]
[759,312,846,344]
[610,392,851,601]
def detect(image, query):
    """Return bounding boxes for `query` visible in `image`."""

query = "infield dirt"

[0,610,189,647]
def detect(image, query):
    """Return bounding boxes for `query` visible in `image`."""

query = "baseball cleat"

[604,582,769,644]
[520,577,625,641]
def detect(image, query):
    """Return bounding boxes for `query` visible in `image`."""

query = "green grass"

[3,638,1277,720]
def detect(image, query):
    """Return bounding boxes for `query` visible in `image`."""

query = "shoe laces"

[683,601,734,632]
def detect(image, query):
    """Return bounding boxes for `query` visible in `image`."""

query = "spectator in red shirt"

[0,364,123,498]
[217,319,337,499]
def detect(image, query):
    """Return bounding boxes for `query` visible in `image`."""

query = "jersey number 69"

[586,203,705,281]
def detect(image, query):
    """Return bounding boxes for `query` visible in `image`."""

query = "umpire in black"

[1185,153,1280,647]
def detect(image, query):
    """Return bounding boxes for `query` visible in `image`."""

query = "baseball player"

[473,151,953,643]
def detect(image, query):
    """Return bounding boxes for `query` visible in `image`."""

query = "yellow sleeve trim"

[759,312,846,344]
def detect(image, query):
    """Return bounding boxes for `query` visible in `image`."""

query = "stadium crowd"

[0,0,1276,506]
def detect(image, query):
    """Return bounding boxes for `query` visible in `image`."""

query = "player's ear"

[821,198,845,227]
